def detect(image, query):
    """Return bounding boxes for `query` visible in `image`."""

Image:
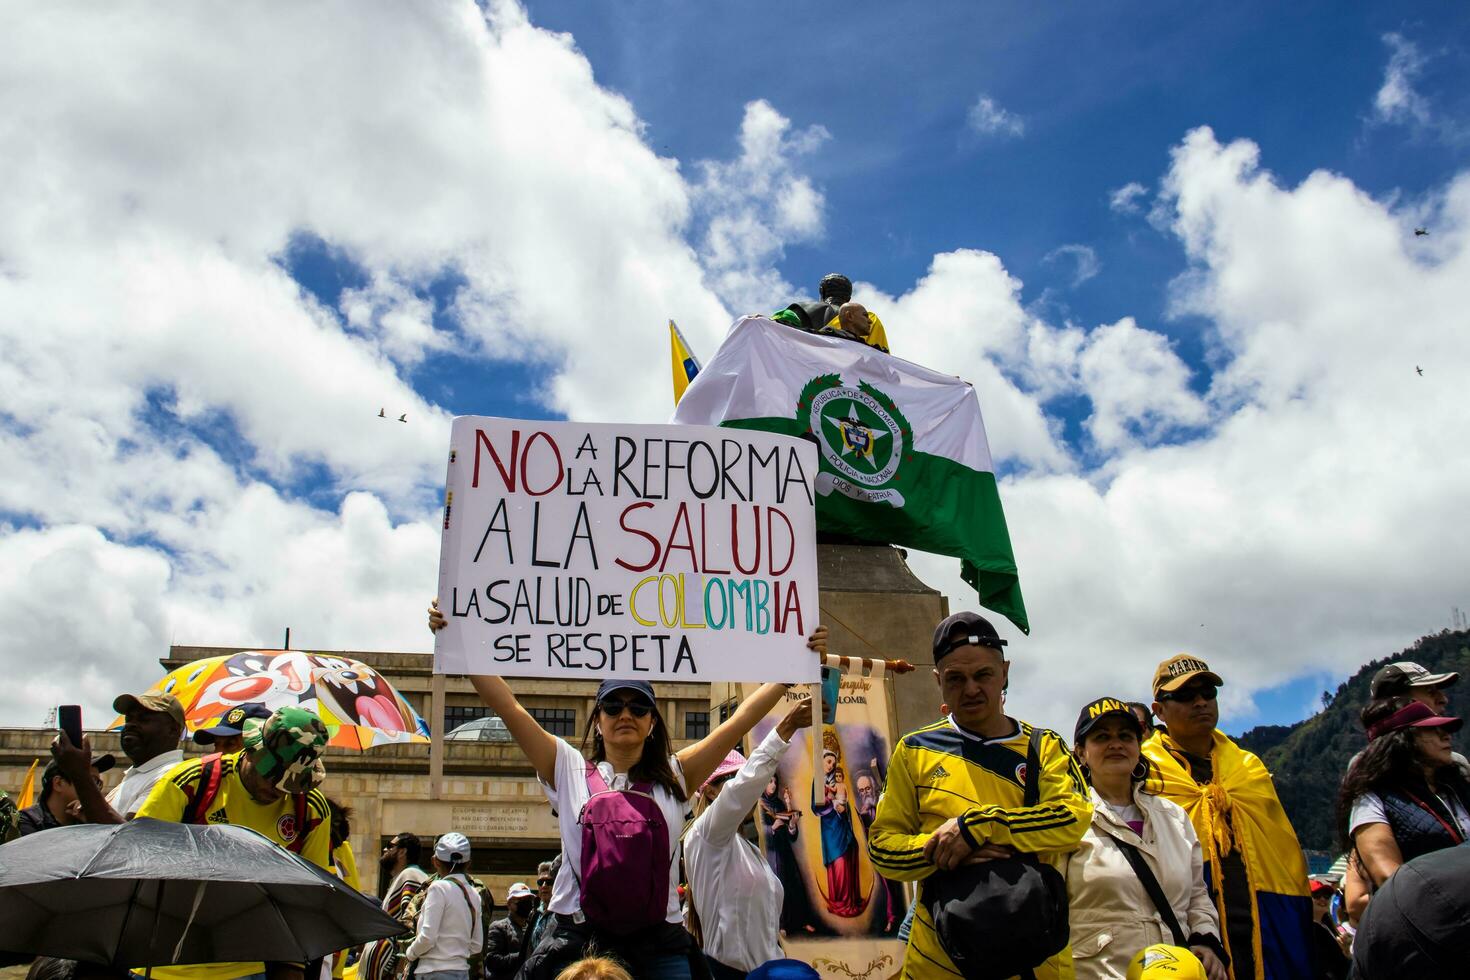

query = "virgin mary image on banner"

[814,728,867,917]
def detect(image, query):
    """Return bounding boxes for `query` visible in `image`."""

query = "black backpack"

[920,727,1070,980]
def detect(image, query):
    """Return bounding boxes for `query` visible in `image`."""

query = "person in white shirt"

[686,694,812,979]
[107,692,186,818]
[428,598,827,980]
[1337,695,1470,891]
[404,832,484,980]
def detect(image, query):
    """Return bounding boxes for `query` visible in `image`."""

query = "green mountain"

[1235,629,1470,853]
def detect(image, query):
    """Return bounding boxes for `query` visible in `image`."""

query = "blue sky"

[527,1,1467,327]
[3,1,1469,734]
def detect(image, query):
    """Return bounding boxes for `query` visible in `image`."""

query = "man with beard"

[854,768,904,933]
[379,832,430,916]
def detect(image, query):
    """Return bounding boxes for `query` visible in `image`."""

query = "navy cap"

[1074,696,1144,745]
[193,703,272,745]
[595,679,656,705]
[932,611,1008,663]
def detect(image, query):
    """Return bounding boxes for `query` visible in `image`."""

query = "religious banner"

[730,659,907,979]
[435,416,821,683]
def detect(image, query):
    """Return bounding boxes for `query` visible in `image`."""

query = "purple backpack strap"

[584,763,653,797]
[584,763,608,794]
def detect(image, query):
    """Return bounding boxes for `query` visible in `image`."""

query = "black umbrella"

[0,818,406,967]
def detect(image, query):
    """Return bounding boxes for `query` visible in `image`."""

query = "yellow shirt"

[868,718,1092,979]
[136,752,332,980]
[331,840,361,978]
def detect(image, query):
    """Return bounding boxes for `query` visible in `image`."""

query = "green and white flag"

[672,316,1028,633]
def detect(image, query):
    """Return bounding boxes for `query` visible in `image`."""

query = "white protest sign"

[435,417,821,683]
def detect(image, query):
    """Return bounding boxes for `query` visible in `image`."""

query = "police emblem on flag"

[797,376,913,508]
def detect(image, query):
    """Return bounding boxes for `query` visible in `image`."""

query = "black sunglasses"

[598,698,653,719]
[1159,685,1218,703]
[536,876,552,885]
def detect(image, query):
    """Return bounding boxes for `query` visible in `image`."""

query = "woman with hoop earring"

[1061,697,1227,980]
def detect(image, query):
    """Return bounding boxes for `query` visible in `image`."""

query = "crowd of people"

[1,598,1464,980]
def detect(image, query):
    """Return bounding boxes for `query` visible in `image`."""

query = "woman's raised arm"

[429,599,560,788]
[676,625,827,792]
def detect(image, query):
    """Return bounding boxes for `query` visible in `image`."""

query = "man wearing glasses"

[1143,655,1313,980]
[379,832,429,917]
[523,858,558,957]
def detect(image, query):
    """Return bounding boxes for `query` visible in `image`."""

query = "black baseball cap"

[40,753,116,797]
[932,611,1008,663]
[595,679,656,705]
[1074,697,1143,745]
[1370,662,1459,699]
[193,703,272,745]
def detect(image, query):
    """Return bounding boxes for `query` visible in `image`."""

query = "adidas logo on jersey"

[928,763,951,781]
[207,807,227,824]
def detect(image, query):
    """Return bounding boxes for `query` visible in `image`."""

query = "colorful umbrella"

[112,651,431,749]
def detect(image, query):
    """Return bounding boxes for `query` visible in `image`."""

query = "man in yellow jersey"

[137,706,334,980]
[869,612,1092,979]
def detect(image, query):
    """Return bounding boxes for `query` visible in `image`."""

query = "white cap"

[506,881,534,900]
[434,832,472,864]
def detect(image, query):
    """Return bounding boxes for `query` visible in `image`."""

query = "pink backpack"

[575,764,670,934]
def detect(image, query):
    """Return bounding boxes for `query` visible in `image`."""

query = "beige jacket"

[1062,786,1220,979]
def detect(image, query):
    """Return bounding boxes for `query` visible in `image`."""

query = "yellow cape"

[1142,730,1311,980]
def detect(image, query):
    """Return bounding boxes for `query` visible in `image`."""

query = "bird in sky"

[1415,228,1429,236]
[1416,366,1424,376]
[398,414,408,423]
[378,408,386,418]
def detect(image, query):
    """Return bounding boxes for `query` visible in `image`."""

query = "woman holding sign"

[686,694,813,979]
[429,600,826,980]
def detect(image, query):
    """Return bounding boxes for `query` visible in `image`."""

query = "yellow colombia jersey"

[137,752,332,980]
[868,718,1093,980]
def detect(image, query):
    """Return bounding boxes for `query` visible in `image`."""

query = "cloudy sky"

[3,1,1468,737]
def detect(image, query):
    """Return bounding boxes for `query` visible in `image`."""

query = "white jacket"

[1062,786,1220,980]
[684,728,791,972]
[404,873,483,973]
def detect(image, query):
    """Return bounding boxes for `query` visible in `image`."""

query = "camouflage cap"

[244,706,328,793]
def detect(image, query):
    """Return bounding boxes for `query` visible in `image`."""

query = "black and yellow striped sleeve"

[134,757,203,823]
[300,790,333,869]
[957,729,1092,854]
[867,740,938,881]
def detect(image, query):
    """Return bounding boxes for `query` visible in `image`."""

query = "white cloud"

[1109,181,1148,214]
[1374,32,1431,127]
[1074,318,1206,451]
[692,100,830,313]
[956,127,1470,732]
[1042,244,1101,287]
[857,250,1075,475]
[4,2,1470,745]
[0,0,780,724]
[967,95,1025,138]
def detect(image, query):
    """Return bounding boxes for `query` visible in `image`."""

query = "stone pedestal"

[815,543,948,738]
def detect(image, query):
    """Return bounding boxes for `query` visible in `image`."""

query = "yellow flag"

[16,759,40,809]
[669,320,702,405]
